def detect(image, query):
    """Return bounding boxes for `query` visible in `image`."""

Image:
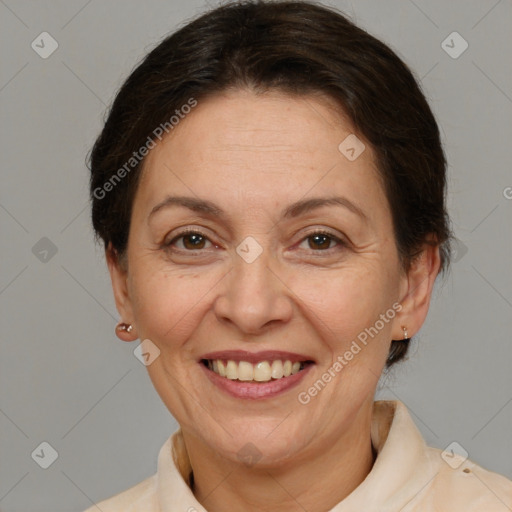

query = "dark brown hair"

[88,0,452,367]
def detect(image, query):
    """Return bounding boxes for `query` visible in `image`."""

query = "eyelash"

[163,228,347,255]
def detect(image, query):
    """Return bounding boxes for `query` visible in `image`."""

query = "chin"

[200,417,313,469]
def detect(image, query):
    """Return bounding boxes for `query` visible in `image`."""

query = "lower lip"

[200,363,314,400]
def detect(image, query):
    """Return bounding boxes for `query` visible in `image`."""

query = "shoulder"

[82,473,158,512]
[425,446,512,511]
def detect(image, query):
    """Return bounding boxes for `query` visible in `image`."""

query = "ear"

[394,241,442,340]
[106,243,137,341]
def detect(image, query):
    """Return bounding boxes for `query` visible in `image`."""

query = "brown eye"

[298,230,346,253]
[181,233,207,250]
[308,233,333,250]
[165,230,213,251]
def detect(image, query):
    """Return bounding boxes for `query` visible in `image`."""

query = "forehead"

[150,90,362,163]
[136,89,387,221]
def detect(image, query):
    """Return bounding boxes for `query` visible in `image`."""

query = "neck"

[182,401,376,512]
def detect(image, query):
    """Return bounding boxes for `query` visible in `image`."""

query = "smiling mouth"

[201,359,314,383]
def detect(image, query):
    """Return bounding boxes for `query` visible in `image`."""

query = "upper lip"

[200,350,315,364]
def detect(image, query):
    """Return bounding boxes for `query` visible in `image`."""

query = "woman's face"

[110,89,416,466]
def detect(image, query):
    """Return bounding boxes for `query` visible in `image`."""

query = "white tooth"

[212,360,219,373]
[254,361,272,382]
[283,360,292,377]
[217,360,226,377]
[226,360,238,380]
[291,362,301,375]
[238,361,254,381]
[271,360,284,379]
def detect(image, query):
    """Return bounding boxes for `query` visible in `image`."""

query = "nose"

[213,245,293,335]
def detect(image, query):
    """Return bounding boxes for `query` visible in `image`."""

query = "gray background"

[1,0,511,510]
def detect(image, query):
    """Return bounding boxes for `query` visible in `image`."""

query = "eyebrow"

[148,195,368,223]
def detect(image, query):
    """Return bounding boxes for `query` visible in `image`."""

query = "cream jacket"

[83,400,512,511]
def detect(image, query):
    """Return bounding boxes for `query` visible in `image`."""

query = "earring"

[402,326,409,340]
[116,322,133,333]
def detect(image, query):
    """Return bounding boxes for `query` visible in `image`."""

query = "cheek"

[129,263,222,345]
[288,262,397,351]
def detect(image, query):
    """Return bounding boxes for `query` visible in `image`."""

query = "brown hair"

[88,0,452,367]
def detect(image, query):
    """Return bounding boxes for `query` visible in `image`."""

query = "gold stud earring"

[402,326,409,340]
[116,322,133,333]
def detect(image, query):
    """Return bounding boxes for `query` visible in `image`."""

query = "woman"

[84,1,512,510]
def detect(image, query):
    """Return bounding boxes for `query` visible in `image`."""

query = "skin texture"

[108,89,441,511]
